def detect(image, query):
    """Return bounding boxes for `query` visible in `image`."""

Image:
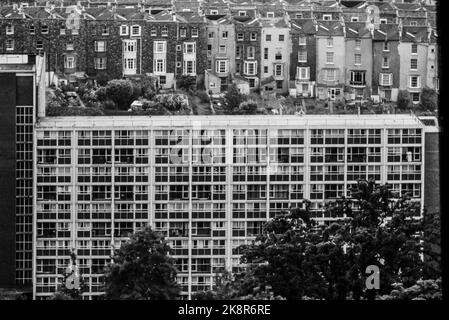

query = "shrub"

[397,90,412,110]
[196,90,210,103]
[95,86,107,102]
[105,79,135,110]
[154,93,189,112]
[178,75,196,91]
[237,101,258,115]
[102,100,117,110]
[420,87,438,111]
[223,84,245,114]
[96,72,110,87]
[141,76,157,99]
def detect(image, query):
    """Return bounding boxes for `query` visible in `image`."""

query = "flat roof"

[36,114,425,129]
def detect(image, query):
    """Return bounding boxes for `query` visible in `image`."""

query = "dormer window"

[151,27,157,36]
[327,37,333,47]
[5,39,14,51]
[410,21,417,26]
[210,10,218,15]
[120,25,129,36]
[380,19,387,24]
[6,25,14,35]
[29,25,35,34]
[238,11,246,16]
[323,14,332,21]
[351,17,359,22]
[267,12,274,18]
[66,42,74,51]
[295,13,303,19]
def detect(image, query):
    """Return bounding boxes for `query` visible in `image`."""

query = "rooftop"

[36,114,426,129]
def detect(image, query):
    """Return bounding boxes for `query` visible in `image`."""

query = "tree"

[51,250,86,300]
[397,90,412,110]
[223,84,245,114]
[420,87,438,111]
[231,180,439,300]
[103,226,180,300]
[378,279,442,300]
[178,75,196,92]
[105,79,137,110]
[96,72,110,87]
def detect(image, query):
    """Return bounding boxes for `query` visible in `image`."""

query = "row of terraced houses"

[0,0,439,103]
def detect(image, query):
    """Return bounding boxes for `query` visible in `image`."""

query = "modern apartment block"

[32,113,436,299]
[0,54,45,290]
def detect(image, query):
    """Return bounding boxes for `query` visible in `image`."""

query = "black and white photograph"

[0,0,443,311]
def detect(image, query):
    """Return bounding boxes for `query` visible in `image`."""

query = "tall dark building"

[0,54,45,291]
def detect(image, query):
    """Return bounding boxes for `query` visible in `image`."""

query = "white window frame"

[409,75,420,89]
[5,39,14,51]
[36,40,43,50]
[94,40,106,52]
[239,11,246,16]
[192,28,198,37]
[183,42,196,54]
[326,69,336,81]
[215,60,229,74]
[154,41,166,53]
[154,58,166,74]
[267,12,274,18]
[64,56,75,69]
[120,25,129,36]
[237,33,244,41]
[323,14,332,21]
[66,43,74,51]
[41,25,49,34]
[274,64,283,77]
[180,28,186,38]
[298,50,307,62]
[244,61,257,76]
[94,57,107,70]
[354,53,361,65]
[131,25,141,37]
[161,26,168,37]
[219,45,226,53]
[299,36,306,45]
[250,32,257,41]
[410,58,418,71]
[183,59,196,76]
[355,39,361,50]
[210,10,218,15]
[411,43,418,54]
[6,25,14,35]
[326,52,334,64]
[222,31,228,39]
[379,73,392,86]
[380,18,387,24]
[327,37,333,47]
[382,57,389,68]
[247,46,255,59]
[297,67,309,80]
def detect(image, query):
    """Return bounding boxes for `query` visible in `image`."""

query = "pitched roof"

[401,26,429,43]
[316,20,345,36]
[290,18,316,34]
[345,21,371,38]
[175,11,205,23]
[372,23,399,41]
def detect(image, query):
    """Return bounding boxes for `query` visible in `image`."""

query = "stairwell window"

[409,75,420,89]
[354,53,361,65]
[327,37,333,47]
[326,69,336,81]
[299,36,306,45]
[161,26,168,37]
[192,28,198,37]
[247,46,255,59]
[383,42,389,51]
[101,25,109,35]
[36,40,43,50]
[355,39,361,50]
[382,57,389,68]
[297,67,309,80]
[411,43,418,54]
[250,32,257,41]
[237,33,243,41]
[410,58,418,70]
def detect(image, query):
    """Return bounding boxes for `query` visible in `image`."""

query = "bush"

[154,93,189,113]
[96,72,110,87]
[60,83,75,92]
[141,76,158,99]
[397,90,412,110]
[102,100,117,110]
[46,105,104,116]
[196,90,210,103]
[95,86,107,102]
[223,84,246,114]
[420,87,438,111]
[178,75,196,91]
[237,101,258,115]
[105,79,136,110]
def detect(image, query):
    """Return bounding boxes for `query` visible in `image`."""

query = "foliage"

[178,75,196,92]
[95,86,108,102]
[228,180,440,300]
[377,279,442,300]
[422,211,441,279]
[47,105,104,116]
[96,72,110,87]
[397,90,412,110]
[140,76,158,100]
[154,93,190,113]
[48,292,74,300]
[196,90,210,104]
[420,87,438,111]
[223,84,246,114]
[103,226,180,300]
[105,79,139,110]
